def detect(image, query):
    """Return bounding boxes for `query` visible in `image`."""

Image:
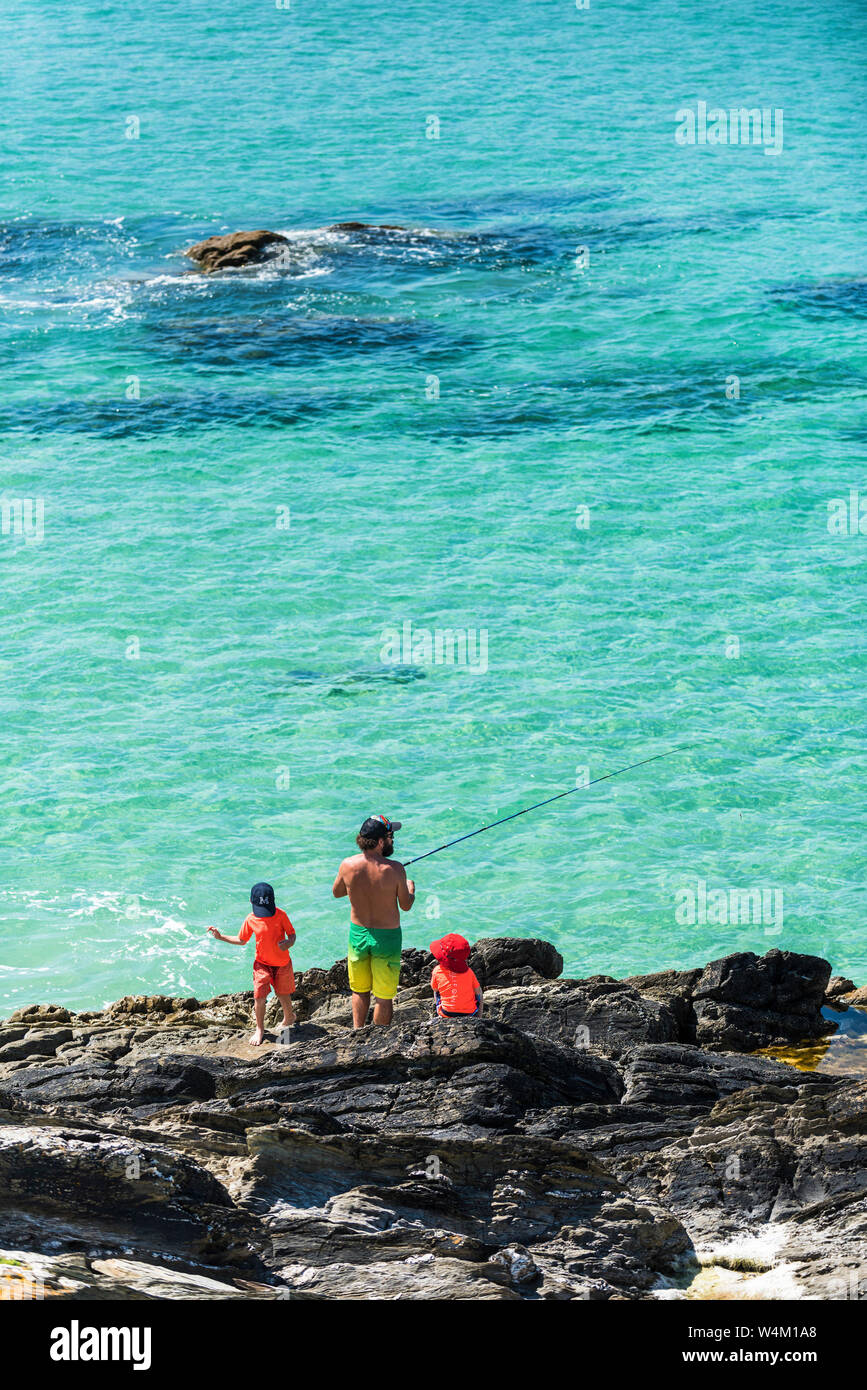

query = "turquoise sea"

[1,0,865,1013]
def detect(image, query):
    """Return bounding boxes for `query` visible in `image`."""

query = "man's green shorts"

[347,924,402,1000]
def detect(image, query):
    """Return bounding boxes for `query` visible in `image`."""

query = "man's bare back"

[334,816,415,1028]
[332,850,414,929]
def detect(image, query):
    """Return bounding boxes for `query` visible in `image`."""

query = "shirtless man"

[332,814,415,1027]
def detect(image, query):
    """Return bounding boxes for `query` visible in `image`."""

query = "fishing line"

[404,744,695,866]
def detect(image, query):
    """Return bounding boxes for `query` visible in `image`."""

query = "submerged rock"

[327,222,406,233]
[0,939,862,1300]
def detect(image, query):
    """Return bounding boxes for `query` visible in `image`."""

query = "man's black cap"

[359,814,402,840]
[250,882,276,917]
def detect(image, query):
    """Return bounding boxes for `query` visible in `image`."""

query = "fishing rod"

[404,745,694,867]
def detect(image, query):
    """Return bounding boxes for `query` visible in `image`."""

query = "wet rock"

[840,986,867,1006]
[185,230,290,273]
[606,1078,867,1299]
[826,975,856,1002]
[328,222,406,233]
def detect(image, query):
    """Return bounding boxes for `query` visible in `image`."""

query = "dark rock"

[618,1043,832,1112]
[185,230,290,273]
[612,1078,867,1296]
[0,937,862,1300]
[397,947,434,986]
[470,936,564,986]
[236,1123,688,1298]
[621,967,702,1038]
[328,222,406,233]
[0,1028,73,1063]
[692,949,833,1049]
[694,947,829,1009]
[0,1125,269,1280]
[693,999,833,1052]
[1,1056,221,1114]
[284,1255,520,1300]
[486,979,679,1055]
[619,950,833,1051]
[186,1021,623,1142]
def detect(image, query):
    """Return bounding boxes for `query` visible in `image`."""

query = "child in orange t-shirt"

[429,934,483,1019]
[207,882,296,1046]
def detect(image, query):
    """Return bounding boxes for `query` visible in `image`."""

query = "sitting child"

[429,933,483,1018]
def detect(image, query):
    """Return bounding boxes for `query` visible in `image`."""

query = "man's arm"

[332,862,348,898]
[396,865,415,912]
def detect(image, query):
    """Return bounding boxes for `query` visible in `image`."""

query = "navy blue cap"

[250,882,276,917]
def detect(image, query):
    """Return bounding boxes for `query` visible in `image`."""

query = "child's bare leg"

[250,996,266,1045]
[277,993,295,1027]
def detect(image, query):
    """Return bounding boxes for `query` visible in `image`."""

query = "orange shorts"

[253,958,296,1000]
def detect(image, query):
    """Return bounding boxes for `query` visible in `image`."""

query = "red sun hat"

[430,933,472,973]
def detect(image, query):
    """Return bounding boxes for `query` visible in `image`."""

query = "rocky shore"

[1,940,865,1301]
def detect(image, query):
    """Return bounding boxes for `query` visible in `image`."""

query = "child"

[208,882,296,1046]
[429,933,483,1019]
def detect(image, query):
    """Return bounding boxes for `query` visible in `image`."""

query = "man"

[332,814,415,1027]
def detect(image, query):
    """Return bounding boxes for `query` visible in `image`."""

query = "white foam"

[697,1223,789,1268]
